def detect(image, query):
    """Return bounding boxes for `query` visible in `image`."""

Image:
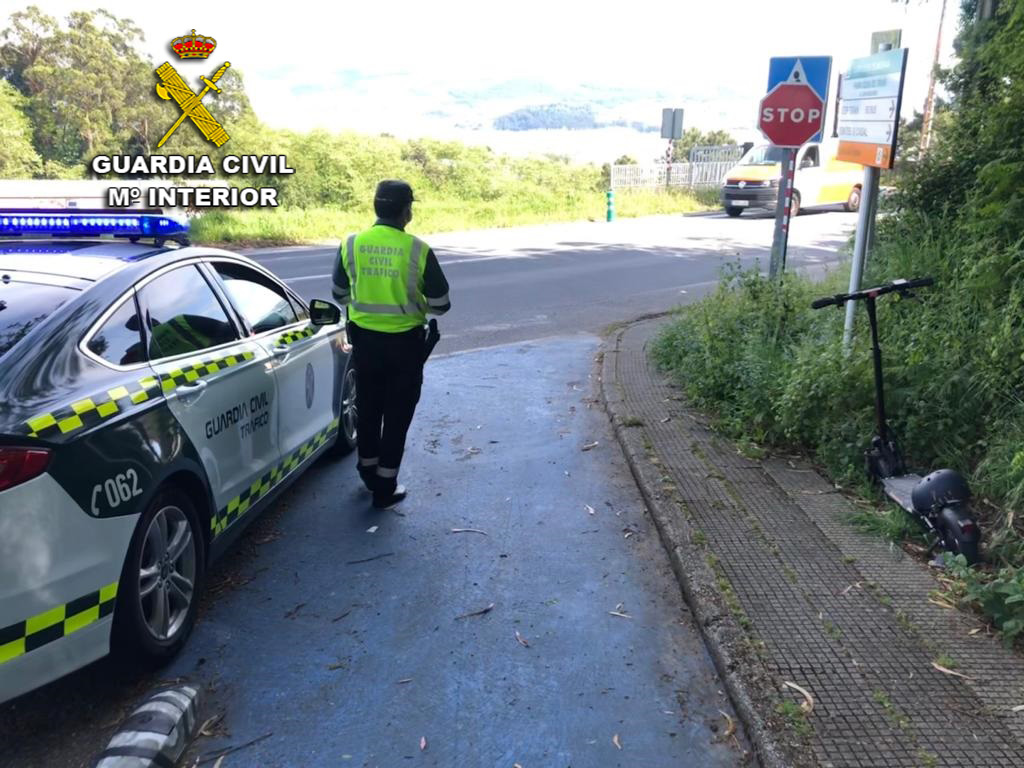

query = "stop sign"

[758,83,826,147]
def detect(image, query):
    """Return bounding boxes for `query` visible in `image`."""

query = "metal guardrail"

[611,145,744,190]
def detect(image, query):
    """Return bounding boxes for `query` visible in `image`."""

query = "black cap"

[374,179,415,205]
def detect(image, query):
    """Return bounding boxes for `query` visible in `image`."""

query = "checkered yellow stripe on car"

[157,351,256,394]
[25,378,161,439]
[211,419,340,537]
[23,351,256,440]
[0,582,118,665]
[276,326,316,346]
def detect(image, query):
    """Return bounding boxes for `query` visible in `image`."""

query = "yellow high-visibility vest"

[339,225,428,333]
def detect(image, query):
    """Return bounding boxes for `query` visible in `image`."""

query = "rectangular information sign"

[837,48,908,169]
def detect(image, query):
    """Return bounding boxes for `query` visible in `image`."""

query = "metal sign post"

[837,46,908,349]
[769,149,798,278]
[661,108,683,189]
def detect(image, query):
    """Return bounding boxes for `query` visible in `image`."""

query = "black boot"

[373,484,407,510]
[357,465,378,493]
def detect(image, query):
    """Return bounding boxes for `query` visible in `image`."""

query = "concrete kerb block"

[93,685,200,768]
[599,322,792,768]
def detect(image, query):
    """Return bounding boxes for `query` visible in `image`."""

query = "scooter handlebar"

[903,276,935,290]
[810,276,935,309]
[811,296,840,309]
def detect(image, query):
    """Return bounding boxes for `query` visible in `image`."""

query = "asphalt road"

[251,209,857,354]
[1,210,855,767]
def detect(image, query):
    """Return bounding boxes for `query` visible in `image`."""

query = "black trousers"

[349,322,425,494]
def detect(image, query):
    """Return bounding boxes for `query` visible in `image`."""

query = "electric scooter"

[811,277,982,565]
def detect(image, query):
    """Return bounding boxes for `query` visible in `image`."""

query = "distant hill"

[493,103,659,132]
[494,104,597,131]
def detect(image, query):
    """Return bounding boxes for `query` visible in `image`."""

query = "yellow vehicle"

[720,141,863,217]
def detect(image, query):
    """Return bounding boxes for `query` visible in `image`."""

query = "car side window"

[138,266,237,360]
[290,294,310,321]
[86,295,147,366]
[211,262,298,334]
[801,146,820,168]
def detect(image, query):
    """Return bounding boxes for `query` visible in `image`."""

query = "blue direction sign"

[766,56,833,143]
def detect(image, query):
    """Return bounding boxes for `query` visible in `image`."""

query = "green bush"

[944,554,1024,644]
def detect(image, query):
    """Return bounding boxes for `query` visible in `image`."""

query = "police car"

[0,210,357,703]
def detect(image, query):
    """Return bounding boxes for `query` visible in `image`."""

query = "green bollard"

[606,189,615,222]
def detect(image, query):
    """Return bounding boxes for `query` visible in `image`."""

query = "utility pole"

[920,0,948,152]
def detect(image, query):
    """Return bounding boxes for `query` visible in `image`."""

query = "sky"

[1,0,959,162]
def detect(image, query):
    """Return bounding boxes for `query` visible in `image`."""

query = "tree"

[671,128,737,161]
[0,7,255,173]
[0,78,41,177]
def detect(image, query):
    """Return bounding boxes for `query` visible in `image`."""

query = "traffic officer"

[332,180,451,509]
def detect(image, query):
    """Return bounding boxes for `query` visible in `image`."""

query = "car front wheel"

[334,361,358,455]
[846,186,862,213]
[790,191,802,217]
[114,487,205,662]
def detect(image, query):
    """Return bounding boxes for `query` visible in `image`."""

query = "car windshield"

[739,145,787,166]
[0,280,76,357]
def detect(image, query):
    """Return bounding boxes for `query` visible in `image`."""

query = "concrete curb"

[599,318,791,768]
[93,685,200,768]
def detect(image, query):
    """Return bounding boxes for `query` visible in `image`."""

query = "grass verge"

[191,188,717,246]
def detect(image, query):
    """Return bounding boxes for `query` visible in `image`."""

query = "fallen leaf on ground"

[199,713,224,737]
[515,630,530,648]
[366,525,378,534]
[931,662,973,680]
[420,736,427,751]
[839,582,862,596]
[660,417,671,423]
[783,681,815,714]
[284,603,306,619]
[514,764,523,768]
[327,661,347,671]
[608,611,632,619]
[585,504,595,515]
[927,597,955,610]
[331,610,352,623]
[968,628,983,636]
[612,733,622,750]
[455,602,495,620]
[213,757,225,768]
[719,710,736,737]
[345,552,394,565]
[451,528,488,535]
[1011,704,1024,713]
[582,441,599,451]
[397,678,413,684]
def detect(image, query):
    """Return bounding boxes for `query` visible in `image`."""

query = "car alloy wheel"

[341,365,358,449]
[137,504,196,642]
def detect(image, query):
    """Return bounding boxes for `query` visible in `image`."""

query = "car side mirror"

[309,299,342,326]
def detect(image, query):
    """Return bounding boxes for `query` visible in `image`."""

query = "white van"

[720,141,863,217]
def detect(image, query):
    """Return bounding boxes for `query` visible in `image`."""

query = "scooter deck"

[881,474,922,512]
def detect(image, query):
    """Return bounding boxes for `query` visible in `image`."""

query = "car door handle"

[272,345,290,358]
[175,378,206,403]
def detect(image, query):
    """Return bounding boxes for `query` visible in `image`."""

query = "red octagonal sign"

[758,83,826,148]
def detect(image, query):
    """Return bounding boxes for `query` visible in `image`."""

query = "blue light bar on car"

[0,209,189,242]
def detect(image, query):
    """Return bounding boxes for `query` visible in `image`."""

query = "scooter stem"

[865,295,889,443]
